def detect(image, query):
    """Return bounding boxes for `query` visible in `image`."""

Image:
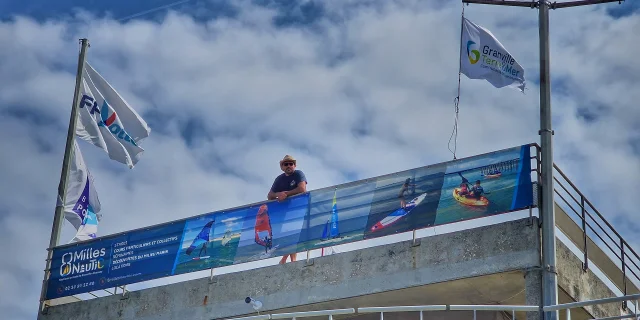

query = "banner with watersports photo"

[45,144,534,300]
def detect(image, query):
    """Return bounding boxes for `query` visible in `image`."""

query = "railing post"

[622,238,627,309]
[581,196,588,271]
[535,156,539,184]
[209,267,217,284]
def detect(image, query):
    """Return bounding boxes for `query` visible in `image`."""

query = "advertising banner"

[46,144,534,300]
[47,221,185,299]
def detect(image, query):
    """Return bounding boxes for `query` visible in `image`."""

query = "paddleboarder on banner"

[398,178,417,208]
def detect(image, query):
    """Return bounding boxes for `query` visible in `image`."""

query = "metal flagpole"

[536,2,559,320]
[39,38,90,313]
[459,0,623,319]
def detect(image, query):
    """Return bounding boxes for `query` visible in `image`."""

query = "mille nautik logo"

[60,247,106,277]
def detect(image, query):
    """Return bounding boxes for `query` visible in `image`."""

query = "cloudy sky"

[0,0,638,319]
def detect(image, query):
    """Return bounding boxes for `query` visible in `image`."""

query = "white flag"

[65,140,102,242]
[460,17,526,92]
[76,61,151,168]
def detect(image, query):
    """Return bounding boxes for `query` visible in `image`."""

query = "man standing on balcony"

[268,155,307,202]
[267,154,307,264]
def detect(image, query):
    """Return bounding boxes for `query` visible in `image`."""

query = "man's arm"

[284,181,307,197]
[267,176,279,200]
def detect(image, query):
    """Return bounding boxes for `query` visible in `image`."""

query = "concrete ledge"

[40,218,541,320]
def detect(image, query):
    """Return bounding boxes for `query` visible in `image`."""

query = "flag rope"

[448,4,465,160]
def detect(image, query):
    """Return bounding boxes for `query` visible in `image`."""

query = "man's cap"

[280,155,297,165]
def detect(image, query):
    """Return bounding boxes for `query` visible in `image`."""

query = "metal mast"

[458,1,623,319]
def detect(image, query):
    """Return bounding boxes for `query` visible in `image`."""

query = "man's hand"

[276,191,288,201]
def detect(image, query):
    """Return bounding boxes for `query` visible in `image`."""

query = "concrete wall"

[557,240,625,319]
[40,218,541,320]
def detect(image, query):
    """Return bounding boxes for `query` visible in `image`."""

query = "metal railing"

[548,151,640,299]
[220,295,640,320]
[543,293,640,320]
[527,142,640,301]
[53,143,639,310]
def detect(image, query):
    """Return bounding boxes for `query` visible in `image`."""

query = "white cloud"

[0,1,638,319]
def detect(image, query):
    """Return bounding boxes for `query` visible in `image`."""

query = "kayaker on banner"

[457,172,472,197]
[470,180,485,199]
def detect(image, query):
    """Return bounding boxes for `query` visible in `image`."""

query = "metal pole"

[622,238,628,309]
[538,1,558,319]
[457,3,621,319]
[581,196,588,271]
[39,38,90,313]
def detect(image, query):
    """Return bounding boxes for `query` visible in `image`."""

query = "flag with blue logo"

[76,61,151,168]
[65,140,102,243]
[460,17,526,92]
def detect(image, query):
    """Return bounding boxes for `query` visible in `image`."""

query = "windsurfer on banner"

[267,155,308,264]
[255,204,273,254]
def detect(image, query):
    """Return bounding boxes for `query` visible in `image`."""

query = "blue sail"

[186,220,214,255]
[329,190,340,238]
[321,220,329,239]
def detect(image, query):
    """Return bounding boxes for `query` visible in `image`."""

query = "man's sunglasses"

[282,162,295,167]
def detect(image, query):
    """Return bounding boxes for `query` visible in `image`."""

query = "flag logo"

[467,41,480,64]
[460,17,526,92]
[100,102,118,127]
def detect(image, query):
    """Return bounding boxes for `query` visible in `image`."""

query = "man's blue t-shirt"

[271,170,307,193]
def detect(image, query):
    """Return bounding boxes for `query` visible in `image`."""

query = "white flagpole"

[39,38,90,313]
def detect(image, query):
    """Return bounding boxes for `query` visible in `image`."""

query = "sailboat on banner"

[320,190,344,244]
[221,229,232,246]
[186,220,214,260]
[254,204,279,257]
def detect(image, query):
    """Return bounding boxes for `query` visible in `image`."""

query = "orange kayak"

[453,188,489,206]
